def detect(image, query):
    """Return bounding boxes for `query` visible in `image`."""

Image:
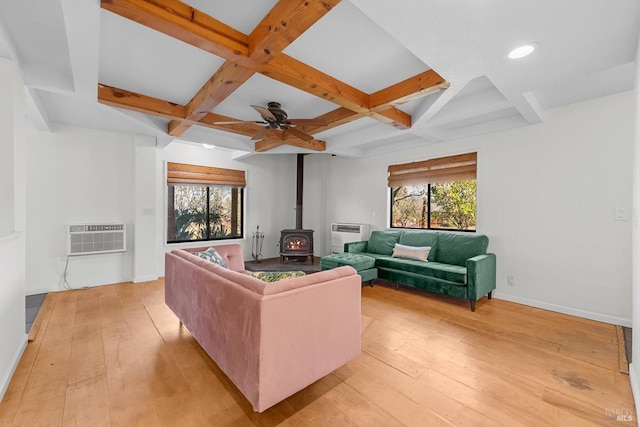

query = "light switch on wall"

[614,208,627,221]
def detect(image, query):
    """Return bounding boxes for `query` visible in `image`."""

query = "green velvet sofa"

[344,230,496,311]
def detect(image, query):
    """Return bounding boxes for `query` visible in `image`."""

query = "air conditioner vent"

[67,223,126,256]
[330,223,370,254]
[332,224,364,233]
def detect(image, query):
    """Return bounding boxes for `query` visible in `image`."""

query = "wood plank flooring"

[0,279,636,426]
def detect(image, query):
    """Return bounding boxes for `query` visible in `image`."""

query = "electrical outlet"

[507,276,515,286]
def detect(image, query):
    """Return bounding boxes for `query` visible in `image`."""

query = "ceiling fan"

[214,102,327,141]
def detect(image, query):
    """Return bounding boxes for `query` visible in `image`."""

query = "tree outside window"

[390,179,476,231]
[167,185,243,243]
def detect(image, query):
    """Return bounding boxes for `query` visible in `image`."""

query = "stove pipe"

[296,154,303,229]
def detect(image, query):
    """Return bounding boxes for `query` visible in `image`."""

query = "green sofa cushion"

[320,253,376,271]
[399,231,439,261]
[435,233,488,266]
[367,230,401,255]
[375,257,467,284]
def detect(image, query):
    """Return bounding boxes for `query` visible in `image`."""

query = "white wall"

[25,125,136,294]
[0,59,27,400]
[305,91,634,326]
[23,130,300,293]
[132,135,158,283]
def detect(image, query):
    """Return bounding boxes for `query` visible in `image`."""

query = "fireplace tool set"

[251,225,265,262]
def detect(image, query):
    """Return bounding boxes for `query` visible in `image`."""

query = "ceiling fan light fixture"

[508,44,537,59]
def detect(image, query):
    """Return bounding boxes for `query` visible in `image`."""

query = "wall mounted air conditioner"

[67,223,126,256]
[330,223,370,254]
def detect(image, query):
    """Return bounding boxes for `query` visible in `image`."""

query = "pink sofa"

[164,244,362,412]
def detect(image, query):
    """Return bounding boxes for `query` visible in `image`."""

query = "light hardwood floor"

[0,279,636,426]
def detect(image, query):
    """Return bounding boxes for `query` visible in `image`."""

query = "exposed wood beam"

[267,54,412,128]
[168,0,337,138]
[97,83,186,119]
[300,71,449,133]
[369,108,412,130]
[265,54,369,113]
[283,131,326,151]
[168,61,254,136]
[298,107,365,135]
[98,84,268,139]
[100,0,412,131]
[100,0,248,58]
[248,0,340,63]
[254,130,326,152]
[369,69,449,111]
[254,131,285,152]
[198,113,264,136]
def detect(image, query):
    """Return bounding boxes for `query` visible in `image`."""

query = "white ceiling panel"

[99,10,225,105]
[284,0,429,93]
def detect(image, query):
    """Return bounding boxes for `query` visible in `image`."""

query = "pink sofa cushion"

[181,244,245,271]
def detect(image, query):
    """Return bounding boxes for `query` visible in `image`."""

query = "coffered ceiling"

[0,0,638,158]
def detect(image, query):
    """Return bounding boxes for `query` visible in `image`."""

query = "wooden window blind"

[167,162,246,187]
[387,152,477,187]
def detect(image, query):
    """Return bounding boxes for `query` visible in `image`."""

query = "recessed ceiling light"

[202,144,215,150]
[508,44,537,59]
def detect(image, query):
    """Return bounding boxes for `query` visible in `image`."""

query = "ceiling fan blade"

[251,105,278,122]
[213,120,265,125]
[286,127,314,141]
[287,118,327,127]
[251,127,270,141]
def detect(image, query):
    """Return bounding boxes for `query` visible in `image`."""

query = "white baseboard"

[0,334,28,401]
[492,292,632,327]
[628,364,639,416]
[133,275,159,283]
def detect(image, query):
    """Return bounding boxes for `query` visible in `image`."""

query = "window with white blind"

[167,162,245,243]
[388,152,477,231]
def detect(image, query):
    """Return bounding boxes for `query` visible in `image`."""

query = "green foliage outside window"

[391,180,476,231]
[168,185,243,242]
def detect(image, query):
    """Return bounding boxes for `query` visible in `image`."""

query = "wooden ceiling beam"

[168,0,338,138]
[198,113,264,136]
[369,108,412,130]
[101,0,248,58]
[253,130,325,152]
[168,61,254,136]
[283,131,326,151]
[248,0,340,63]
[98,84,268,138]
[254,131,285,152]
[297,71,450,134]
[297,107,365,135]
[264,54,370,114]
[369,69,449,111]
[97,83,186,119]
[100,0,414,133]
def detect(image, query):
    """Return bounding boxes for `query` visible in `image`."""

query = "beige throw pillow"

[392,243,431,262]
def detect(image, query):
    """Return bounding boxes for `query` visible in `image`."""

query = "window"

[167,162,245,243]
[388,153,477,231]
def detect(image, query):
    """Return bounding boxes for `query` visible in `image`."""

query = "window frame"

[167,184,244,244]
[387,152,477,232]
[388,181,476,232]
[165,162,246,245]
